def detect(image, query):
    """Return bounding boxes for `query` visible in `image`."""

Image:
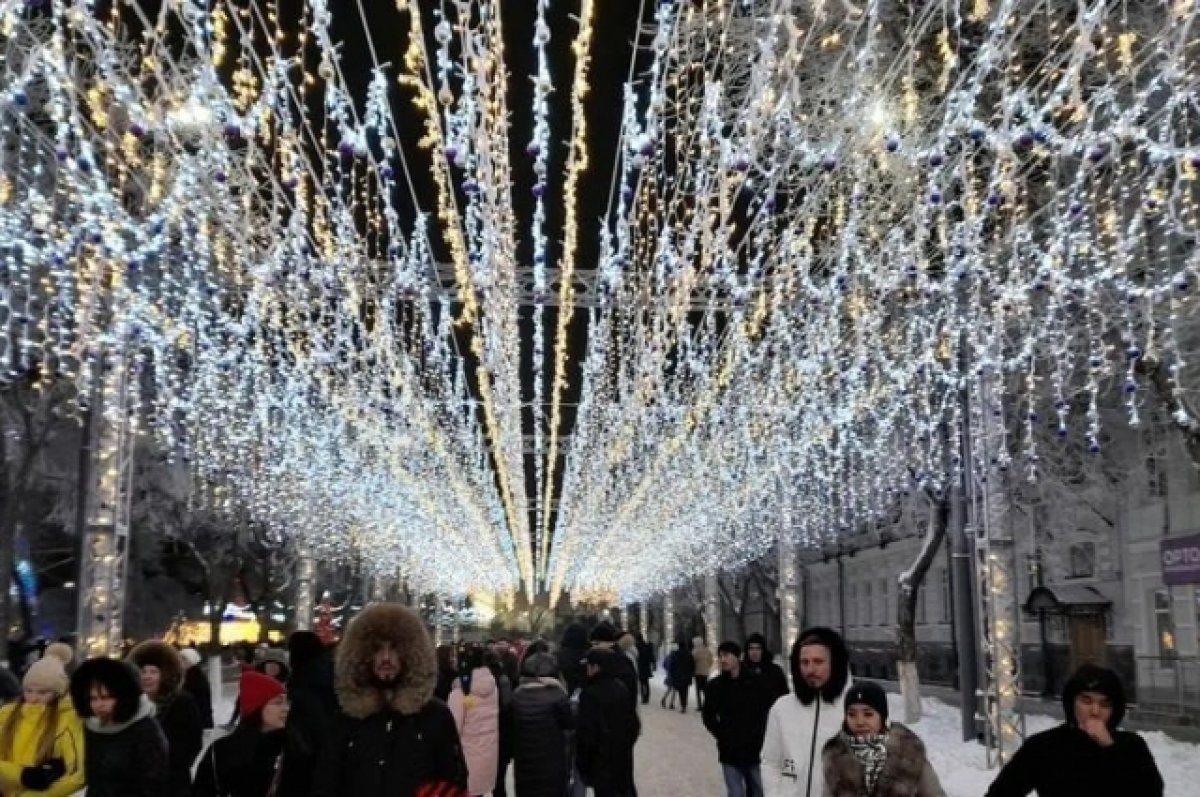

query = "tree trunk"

[896,494,950,723]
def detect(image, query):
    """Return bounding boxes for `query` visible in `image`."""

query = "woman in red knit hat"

[192,671,290,797]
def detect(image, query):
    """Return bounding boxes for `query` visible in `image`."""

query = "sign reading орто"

[1162,533,1200,586]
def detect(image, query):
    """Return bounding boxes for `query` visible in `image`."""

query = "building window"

[1154,589,1177,659]
[1069,542,1096,579]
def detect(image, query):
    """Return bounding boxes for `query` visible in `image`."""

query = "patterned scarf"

[844,730,889,795]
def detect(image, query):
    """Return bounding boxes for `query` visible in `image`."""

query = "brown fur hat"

[335,602,436,719]
[126,640,184,696]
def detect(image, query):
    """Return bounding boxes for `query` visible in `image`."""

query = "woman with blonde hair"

[0,655,85,796]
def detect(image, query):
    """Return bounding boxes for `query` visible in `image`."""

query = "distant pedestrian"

[511,652,574,797]
[127,640,204,797]
[821,680,943,797]
[577,648,640,797]
[702,641,772,797]
[984,664,1163,797]
[618,633,640,690]
[435,644,458,702]
[692,637,714,711]
[634,634,655,705]
[69,656,169,797]
[0,655,85,796]
[312,602,467,796]
[742,633,789,702]
[180,648,214,730]
[668,638,696,714]
[660,643,679,709]
[760,627,852,797]
[193,671,289,797]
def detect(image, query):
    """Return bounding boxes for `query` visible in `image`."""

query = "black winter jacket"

[193,723,285,797]
[668,647,695,690]
[984,724,1163,797]
[83,698,171,797]
[183,666,214,729]
[511,678,575,797]
[635,642,655,680]
[155,689,204,796]
[557,623,590,696]
[701,669,773,766]
[312,701,468,797]
[576,657,640,793]
[743,657,789,702]
[277,653,340,797]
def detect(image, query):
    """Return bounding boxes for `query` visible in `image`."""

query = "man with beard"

[742,633,789,703]
[313,602,468,796]
[760,627,852,797]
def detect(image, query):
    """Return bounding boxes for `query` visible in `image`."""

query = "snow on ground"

[212,676,1198,796]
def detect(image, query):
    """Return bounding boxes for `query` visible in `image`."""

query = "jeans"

[721,764,763,797]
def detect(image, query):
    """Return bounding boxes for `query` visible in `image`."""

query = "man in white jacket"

[760,627,852,797]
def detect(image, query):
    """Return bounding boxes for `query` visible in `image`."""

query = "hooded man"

[312,602,468,797]
[760,627,852,797]
[985,664,1163,797]
[742,633,789,702]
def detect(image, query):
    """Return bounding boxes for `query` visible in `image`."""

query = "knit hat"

[43,642,75,668]
[588,621,620,644]
[179,648,202,669]
[239,670,286,717]
[23,657,69,696]
[844,680,889,724]
[1063,664,1126,729]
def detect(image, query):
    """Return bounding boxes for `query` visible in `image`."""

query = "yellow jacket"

[0,700,86,797]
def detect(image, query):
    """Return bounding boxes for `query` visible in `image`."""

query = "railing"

[1135,656,1200,719]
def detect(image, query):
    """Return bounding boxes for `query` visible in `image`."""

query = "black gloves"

[20,758,66,791]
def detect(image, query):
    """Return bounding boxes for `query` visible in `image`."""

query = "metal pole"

[76,350,135,659]
[949,473,980,741]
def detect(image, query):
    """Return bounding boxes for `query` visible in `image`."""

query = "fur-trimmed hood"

[823,723,943,797]
[335,602,436,719]
[127,640,184,697]
[789,626,850,706]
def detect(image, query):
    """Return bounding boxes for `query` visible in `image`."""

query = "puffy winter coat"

[692,638,714,679]
[822,724,944,797]
[702,669,773,767]
[984,724,1162,797]
[277,651,339,797]
[743,634,790,702]
[557,623,590,696]
[448,667,501,795]
[576,651,640,793]
[668,647,695,690]
[312,603,468,797]
[0,699,85,797]
[511,677,574,797]
[128,640,204,797]
[193,722,286,797]
[82,695,171,797]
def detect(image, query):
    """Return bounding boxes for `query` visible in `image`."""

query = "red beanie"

[239,670,286,717]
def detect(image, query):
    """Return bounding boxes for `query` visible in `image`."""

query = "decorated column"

[778,539,800,649]
[293,545,316,630]
[663,589,675,648]
[703,573,721,645]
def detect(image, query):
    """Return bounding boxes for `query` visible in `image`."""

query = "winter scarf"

[845,731,888,795]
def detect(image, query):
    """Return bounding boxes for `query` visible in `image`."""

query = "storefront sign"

[1161,533,1200,585]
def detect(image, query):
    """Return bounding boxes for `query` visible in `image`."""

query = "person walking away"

[128,640,204,796]
[0,655,85,796]
[448,644,501,797]
[821,680,942,797]
[181,648,214,730]
[435,644,458,702]
[668,638,696,714]
[693,637,714,712]
[485,648,515,797]
[69,656,169,796]
[577,648,640,797]
[618,634,640,687]
[511,652,574,797]
[313,602,467,796]
[634,634,655,705]
[557,622,590,697]
[193,671,290,797]
[760,627,852,797]
[743,633,789,703]
[660,643,678,709]
[984,664,1163,797]
[588,623,639,711]
[702,642,772,797]
[277,630,339,797]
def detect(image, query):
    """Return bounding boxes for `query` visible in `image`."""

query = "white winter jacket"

[760,675,852,797]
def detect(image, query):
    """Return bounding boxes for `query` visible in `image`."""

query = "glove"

[20,758,66,791]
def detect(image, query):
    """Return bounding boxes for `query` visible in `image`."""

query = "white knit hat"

[22,657,68,696]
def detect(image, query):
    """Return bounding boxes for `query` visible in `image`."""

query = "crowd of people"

[0,609,1171,797]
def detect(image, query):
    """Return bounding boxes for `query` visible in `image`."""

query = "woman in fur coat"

[448,644,501,796]
[821,681,943,797]
[127,640,204,796]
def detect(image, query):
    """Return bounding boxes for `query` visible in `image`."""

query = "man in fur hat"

[312,602,467,796]
[760,627,853,797]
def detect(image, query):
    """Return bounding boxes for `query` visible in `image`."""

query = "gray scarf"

[844,730,888,795]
